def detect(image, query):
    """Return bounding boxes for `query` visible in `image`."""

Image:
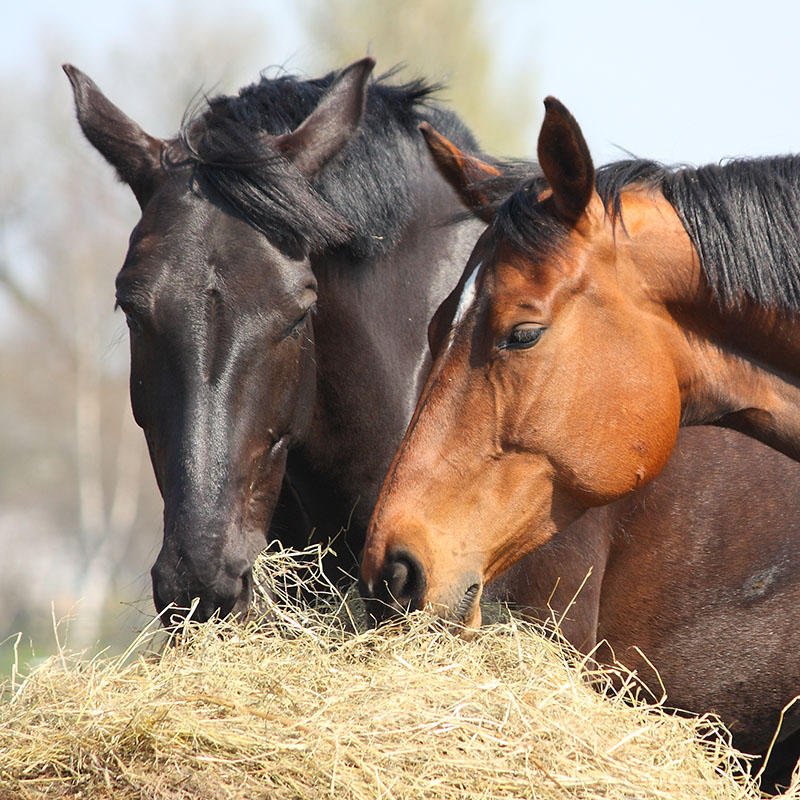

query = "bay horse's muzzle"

[363,549,482,631]
[363,550,427,626]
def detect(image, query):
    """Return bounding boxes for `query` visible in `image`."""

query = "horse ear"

[63,64,163,208]
[274,57,375,179]
[419,123,500,223]
[537,96,594,226]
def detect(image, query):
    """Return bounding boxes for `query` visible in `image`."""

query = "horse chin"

[231,570,256,620]
[445,581,483,638]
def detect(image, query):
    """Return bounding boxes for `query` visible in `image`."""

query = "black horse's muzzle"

[151,551,254,624]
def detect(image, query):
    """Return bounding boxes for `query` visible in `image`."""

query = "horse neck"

[292,171,484,524]
[676,299,800,459]
[631,196,800,460]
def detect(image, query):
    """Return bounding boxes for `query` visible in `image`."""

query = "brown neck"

[630,192,800,460]
[675,301,800,460]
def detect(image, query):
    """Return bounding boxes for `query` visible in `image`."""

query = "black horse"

[65,59,484,620]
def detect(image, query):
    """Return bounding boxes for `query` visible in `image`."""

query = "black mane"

[485,168,556,259]
[494,154,800,313]
[173,68,480,260]
[597,156,800,312]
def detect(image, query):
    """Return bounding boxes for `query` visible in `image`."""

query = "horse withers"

[65,59,484,621]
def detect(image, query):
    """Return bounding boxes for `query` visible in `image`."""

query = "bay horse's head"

[65,59,374,622]
[361,99,692,631]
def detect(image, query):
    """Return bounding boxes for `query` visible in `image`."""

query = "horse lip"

[454,582,481,624]
[267,433,290,458]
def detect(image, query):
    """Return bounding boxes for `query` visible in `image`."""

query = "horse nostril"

[383,552,425,612]
[388,559,410,597]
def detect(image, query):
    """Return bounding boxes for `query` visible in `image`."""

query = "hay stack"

[0,546,791,799]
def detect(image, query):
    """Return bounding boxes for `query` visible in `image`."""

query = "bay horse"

[360,101,800,783]
[65,59,484,621]
[489,426,800,786]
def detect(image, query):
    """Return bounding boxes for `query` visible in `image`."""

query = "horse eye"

[117,304,142,334]
[287,305,314,340]
[503,324,545,350]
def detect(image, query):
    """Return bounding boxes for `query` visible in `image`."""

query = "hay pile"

[0,546,790,799]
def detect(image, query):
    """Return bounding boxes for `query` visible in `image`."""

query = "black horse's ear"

[63,64,163,208]
[274,57,375,179]
[537,97,594,226]
[420,123,500,223]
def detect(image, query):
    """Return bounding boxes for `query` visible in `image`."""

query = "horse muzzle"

[151,549,256,624]
[362,548,483,634]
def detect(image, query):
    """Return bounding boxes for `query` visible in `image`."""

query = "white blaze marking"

[441,260,483,358]
[453,260,482,325]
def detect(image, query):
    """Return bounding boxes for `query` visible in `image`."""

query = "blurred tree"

[0,3,274,653]
[298,0,538,157]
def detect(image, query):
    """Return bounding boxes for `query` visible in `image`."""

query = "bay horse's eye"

[502,324,545,350]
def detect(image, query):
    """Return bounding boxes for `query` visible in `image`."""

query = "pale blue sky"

[7,1,800,166]
[530,0,800,166]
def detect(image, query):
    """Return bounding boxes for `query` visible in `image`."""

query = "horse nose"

[385,555,421,605]
[150,557,178,615]
[365,550,426,625]
[151,554,253,624]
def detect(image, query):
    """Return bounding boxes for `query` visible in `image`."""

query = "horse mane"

[597,156,800,312]
[486,168,559,258]
[493,155,800,313]
[172,68,480,260]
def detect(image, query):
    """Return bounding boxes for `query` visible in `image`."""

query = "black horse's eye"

[502,324,545,350]
[287,304,315,340]
[117,302,142,334]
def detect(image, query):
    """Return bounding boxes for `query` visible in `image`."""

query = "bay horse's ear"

[274,57,375,179]
[63,64,163,208]
[419,122,500,223]
[537,96,595,226]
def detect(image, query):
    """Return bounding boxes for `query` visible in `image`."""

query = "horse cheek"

[550,339,681,505]
[607,346,682,498]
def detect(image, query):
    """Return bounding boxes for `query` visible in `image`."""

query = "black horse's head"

[65,59,374,621]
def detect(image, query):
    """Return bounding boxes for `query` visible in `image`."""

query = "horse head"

[361,98,689,630]
[66,59,374,621]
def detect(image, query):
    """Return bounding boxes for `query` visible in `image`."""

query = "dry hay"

[0,545,795,800]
